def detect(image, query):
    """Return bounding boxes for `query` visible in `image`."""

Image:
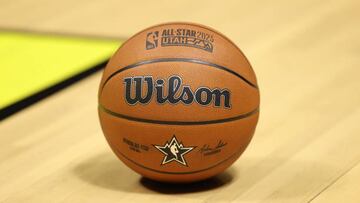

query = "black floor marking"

[0,27,126,41]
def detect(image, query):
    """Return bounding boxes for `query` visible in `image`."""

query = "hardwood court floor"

[1,0,360,202]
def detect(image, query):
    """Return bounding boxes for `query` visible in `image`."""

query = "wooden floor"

[1,0,360,202]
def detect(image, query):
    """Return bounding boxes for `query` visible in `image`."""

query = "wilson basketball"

[98,22,260,182]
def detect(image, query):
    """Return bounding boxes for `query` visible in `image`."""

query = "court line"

[0,60,108,121]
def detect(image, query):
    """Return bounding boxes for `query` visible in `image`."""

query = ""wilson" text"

[123,75,231,108]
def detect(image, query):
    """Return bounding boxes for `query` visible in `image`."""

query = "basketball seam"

[99,104,259,125]
[99,57,258,98]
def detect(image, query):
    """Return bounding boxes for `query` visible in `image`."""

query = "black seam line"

[99,104,259,125]
[114,147,241,175]
[100,58,258,94]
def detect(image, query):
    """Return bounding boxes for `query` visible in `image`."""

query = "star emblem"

[154,135,195,166]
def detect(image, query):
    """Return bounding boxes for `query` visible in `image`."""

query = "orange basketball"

[98,22,260,183]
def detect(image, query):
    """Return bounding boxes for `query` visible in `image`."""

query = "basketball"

[98,22,260,183]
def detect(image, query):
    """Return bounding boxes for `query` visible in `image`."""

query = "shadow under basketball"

[140,171,234,194]
[73,152,234,194]
[72,150,333,200]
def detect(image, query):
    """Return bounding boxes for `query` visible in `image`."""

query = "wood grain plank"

[310,162,360,203]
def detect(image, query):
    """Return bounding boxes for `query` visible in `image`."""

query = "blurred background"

[1,0,359,119]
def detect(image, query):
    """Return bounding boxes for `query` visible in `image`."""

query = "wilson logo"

[123,75,230,108]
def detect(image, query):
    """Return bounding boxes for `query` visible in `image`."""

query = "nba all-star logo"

[154,135,195,166]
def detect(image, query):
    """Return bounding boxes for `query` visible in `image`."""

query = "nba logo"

[146,31,159,50]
